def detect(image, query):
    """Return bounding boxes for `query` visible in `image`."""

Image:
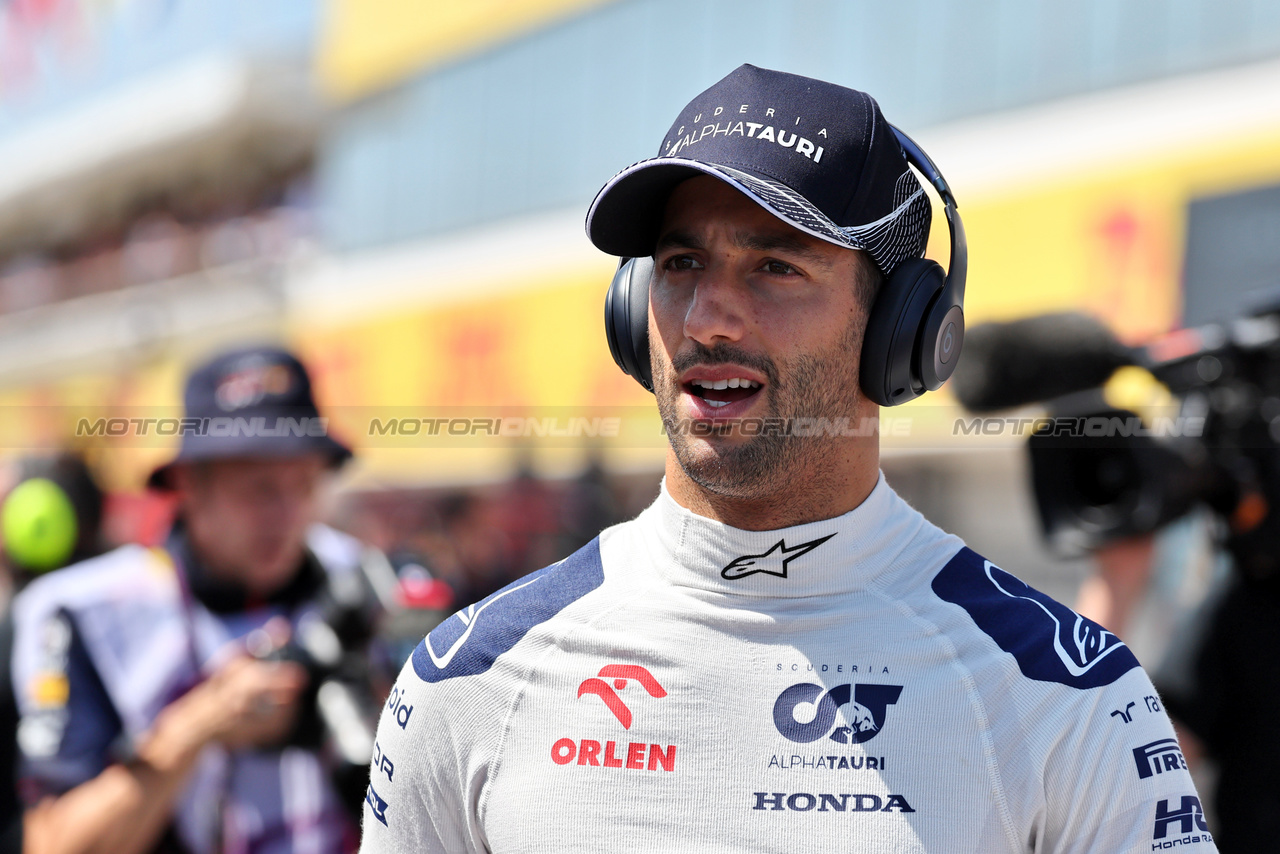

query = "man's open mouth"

[683,377,764,409]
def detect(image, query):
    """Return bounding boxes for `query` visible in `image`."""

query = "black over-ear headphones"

[603,126,967,407]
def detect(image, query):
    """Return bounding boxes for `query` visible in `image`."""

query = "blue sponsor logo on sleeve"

[365,783,390,826]
[1134,738,1189,779]
[1154,795,1211,843]
[411,538,605,682]
[932,547,1138,688]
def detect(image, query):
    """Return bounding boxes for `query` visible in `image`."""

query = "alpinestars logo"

[774,682,903,744]
[553,664,677,773]
[722,534,835,580]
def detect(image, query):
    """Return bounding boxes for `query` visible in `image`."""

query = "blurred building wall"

[316,0,1280,252]
[316,0,610,102]
[5,0,1280,507]
[0,0,324,488]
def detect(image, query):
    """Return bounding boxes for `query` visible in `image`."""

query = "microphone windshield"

[950,312,1135,412]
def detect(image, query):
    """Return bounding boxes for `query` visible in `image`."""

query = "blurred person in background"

[556,455,621,557]
[10,346,390,854]
[436,491,514,608]
[0,454,107,854]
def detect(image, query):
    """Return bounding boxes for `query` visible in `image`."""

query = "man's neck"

[663,441,880,531]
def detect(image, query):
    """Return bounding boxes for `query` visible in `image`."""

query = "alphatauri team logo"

[552,664,678,773]
[722,534,835,580]
[773,682,903,744]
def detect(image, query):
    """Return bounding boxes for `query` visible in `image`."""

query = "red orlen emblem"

[577,664,666,729]
[555,664,676,771]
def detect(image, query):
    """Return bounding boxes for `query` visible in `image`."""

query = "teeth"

[707,399,730,408]
[692,378,760,389]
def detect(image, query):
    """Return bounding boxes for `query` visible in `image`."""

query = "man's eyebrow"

[655,230,703,252]
[655,229,830,265]
[734,231,830,264]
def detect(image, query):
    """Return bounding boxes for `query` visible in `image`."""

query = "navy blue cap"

[148,346,352,489]
[586,64,931,276]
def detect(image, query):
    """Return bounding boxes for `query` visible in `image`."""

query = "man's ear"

[168,462,209,504]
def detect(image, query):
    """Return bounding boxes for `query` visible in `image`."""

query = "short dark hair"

[856,252,883,313]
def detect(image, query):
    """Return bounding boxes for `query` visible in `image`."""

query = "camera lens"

[1070,447,1138,523]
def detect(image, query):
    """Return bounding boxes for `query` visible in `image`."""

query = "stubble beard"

[655,316,867,500]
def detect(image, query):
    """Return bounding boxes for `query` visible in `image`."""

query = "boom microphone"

[950,312,1139,412]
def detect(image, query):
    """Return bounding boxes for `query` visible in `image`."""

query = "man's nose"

[682,265,746,346]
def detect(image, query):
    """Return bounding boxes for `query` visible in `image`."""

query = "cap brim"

[587,157,867,259]
[586,157,931,276]
[146,435,353,491]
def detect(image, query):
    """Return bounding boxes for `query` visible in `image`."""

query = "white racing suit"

[362,475,1215,853]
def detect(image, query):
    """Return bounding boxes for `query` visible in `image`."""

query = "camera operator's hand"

[185,655,308,750]
[1076,532,1156,638]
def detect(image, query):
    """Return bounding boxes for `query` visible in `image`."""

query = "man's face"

[650,176,877,498]
[173,455,329,595]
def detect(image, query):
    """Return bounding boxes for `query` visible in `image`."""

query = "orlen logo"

[773,682,902,744]
[552,664,677,773]
[576,664,667,728]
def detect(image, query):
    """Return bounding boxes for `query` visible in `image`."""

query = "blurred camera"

[961,293,1280,585]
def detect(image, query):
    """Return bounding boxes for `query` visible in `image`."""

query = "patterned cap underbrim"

[587,157,932,276]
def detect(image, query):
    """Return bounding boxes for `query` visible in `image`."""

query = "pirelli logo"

[1133,738,1188,780]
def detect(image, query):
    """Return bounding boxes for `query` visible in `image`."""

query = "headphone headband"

[890,125,966,302]
[890,126,953,206]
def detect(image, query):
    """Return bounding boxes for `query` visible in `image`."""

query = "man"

[12,346,385,854]
[362,66,1214,852]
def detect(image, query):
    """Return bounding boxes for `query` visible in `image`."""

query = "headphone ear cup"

[859,258,946,407]
[919,295,964,391]
[604,257,655,392]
